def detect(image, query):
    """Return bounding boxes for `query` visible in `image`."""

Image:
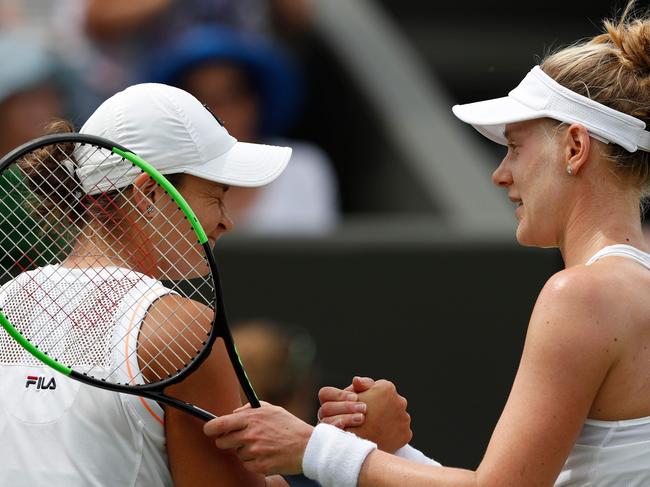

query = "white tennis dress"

[0,265,173,487]
[555,244,650,486]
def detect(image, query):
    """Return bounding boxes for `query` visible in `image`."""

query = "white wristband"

[303,423,377,487]
[394,444,441,467]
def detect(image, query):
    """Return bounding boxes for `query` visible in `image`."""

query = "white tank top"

[0,265,173,487]
[555,244,650,486]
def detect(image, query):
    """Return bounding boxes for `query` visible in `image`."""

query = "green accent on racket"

[111,147,208,245]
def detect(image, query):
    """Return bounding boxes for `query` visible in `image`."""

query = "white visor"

[452,66,650,153]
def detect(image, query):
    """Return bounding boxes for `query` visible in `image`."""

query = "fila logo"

[25,375,57,390]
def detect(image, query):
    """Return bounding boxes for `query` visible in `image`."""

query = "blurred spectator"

[77,0,312,103]
[0,32,72,275]
[0,33,68,156]
[145,26,340,235]
[0,0,80,42]
[231,319,319,423]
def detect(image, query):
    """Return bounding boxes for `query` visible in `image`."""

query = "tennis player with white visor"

[203,4,650,486]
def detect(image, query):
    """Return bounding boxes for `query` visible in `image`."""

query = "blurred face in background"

[0,83,63,155]
[181,62,264,222]
[181,62,260,142]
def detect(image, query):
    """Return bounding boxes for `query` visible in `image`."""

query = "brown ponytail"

[17,119,82,226]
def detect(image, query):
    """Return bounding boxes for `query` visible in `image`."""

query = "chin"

[515,223,538,248]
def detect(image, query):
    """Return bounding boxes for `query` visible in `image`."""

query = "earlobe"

[132,173,157,215]
[565,123,591,175]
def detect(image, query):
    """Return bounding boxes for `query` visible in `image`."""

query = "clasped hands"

[203,377,412,476]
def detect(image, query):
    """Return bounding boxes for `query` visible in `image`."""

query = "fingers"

[317,385,368,428]
[318,386,358,405]
[234,402,253,413]
[203,411,250,437]
[318,412,365,429]
[213,427,248,451]
[351,376,375,392]
[318,398,367,420]
[234,400,272,413]
[204,403,313,476]
[318,377,376,403]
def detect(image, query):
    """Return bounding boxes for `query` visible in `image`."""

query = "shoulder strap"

[586,244,650,269]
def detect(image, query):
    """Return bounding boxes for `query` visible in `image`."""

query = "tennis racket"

[0,132,259,421]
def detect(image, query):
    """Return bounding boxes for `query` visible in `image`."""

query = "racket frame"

[0,133,259,421]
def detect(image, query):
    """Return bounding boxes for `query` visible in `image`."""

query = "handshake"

[203,376,413,478]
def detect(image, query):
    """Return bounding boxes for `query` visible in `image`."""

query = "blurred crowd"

[0,0,340,237]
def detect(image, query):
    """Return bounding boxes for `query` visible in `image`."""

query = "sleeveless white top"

[0,265,173,487]
[555,244,650,486]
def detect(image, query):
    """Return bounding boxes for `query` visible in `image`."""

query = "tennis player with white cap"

[0,82,291,486]
[203,3,650,486]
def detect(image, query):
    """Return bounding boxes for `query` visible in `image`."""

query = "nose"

[219,206,234,233]
[491,158,512,188]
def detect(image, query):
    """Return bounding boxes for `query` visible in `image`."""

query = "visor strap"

[637,130,650,152]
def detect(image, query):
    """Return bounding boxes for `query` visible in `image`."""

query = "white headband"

[452,65,650,153]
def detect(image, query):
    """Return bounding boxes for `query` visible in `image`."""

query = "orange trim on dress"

[125,288,165,426]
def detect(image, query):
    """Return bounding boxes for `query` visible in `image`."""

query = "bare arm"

[206,267,619,486]
[353,268,618,486]
[165,338,266,486]
[141,296,265,487]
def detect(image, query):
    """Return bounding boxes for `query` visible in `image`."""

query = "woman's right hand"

[317,377,412,453]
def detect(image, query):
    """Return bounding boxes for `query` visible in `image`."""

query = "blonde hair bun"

[603,4,650,75]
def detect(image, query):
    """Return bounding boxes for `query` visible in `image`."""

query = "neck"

[63,236,157,277]
[558,191,646,267]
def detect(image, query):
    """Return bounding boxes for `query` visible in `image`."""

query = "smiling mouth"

[509,196,523,208]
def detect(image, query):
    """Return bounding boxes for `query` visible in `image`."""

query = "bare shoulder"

[528,267,617,351]
[139,294,214,383]
[539,258,647,317]
[147,293,213,322]
[529,259,647,353]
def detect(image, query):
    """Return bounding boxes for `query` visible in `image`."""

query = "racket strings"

[0,183,74,271]
[1,272,133,368]
[0,141,217,386]
[8,248,211,383]
[2,151,210,288]
[4,232,211,383]
[121,301,207,383]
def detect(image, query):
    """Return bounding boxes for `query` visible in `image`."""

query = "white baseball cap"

[78,83,292,192]
[452,66,650,153]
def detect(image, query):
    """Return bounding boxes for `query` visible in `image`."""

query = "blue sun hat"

[143,25,303,137]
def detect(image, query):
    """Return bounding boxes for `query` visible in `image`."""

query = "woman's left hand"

[204,402,314,476]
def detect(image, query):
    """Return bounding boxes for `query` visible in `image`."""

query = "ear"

[564,123,591,175]
[132,173,158,216]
